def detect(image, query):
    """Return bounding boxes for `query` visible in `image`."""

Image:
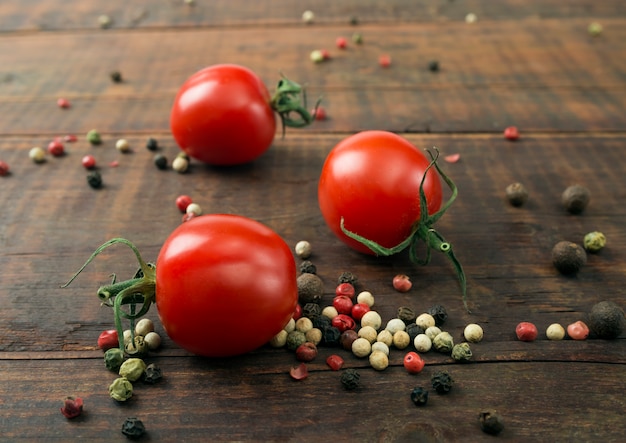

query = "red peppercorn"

[515,321,538,342]
[403,351,425,374]
[60,397,83,419]
[504,126,520,141]
[351,302,370,321]
[320,49,331,60]
[313,106,327,121]
[333,295,354,315]
[295,342,318,362]
[289,362,308,380]
[176,195,193,213]
[567,320,589,340]
[47,140,65,157]
[335,282,355,299]
[0,160,9,176]
[379,54,392,68]
[292,303,303,321]
[81,154,96,170]
[57,98,71,109]
[63,134,78,142]
[336,36,347,49]
[392,274,412,292]
[326,354,344,371]
[331,314,356,332]
[97,329,119,351]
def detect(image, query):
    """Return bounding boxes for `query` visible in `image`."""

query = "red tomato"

[170,64,276,165]
[318,131,443,254]
[155,214,298,357]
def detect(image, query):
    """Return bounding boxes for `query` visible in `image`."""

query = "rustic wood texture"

[1,1,625,442]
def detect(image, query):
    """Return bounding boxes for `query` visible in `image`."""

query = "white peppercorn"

[144,331,161,350]
[351,337,372,358]
[172,154,189,173]
[369,350,389,371]
[186,203,203,216]
[385,318,406,335]
[115,138,131,152]
[135,318,154,337]
[269,329,288,347]
[371,341,390,356]
[305,327,322,345]
[358,325,378,343]
[295,317,314,333]
[29,146,46,163]
[425,326,442,341]
[463,323,484,343]
[283,318,296,333]
[414,334,432,352]
[361,311,382,330]
[416,313,436,330]
[376,330,393,347]
[123,329,133,346]
[322,306,339,319]
[393,330,411,349]
[546,323,566,340]
[294,241,312,259]
[356,291,375,307]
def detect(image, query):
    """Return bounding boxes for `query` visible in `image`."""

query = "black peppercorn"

[145,137,158,151]
[405,323,424,342]
[505,182,529,207]
[431,371,454,394]
[154,154,168,170]
[142,363,163,384]
[427,304,448,327]
[87,170,103,189]
[337,271,358,287]
[562,184,590,214]
[552,241,587,274]
[397,306,417,324]
[340,368,360,390]
[428,60,439,72]
[322,326,341,346]
[298,273,324,304]
[121,417,146,439]
[302,303,322,321]
[299,260,317,274]
[410,387,429,406]
[110,71,123,83]
[478,410,504,435]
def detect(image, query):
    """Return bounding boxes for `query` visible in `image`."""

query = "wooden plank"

[1,357,625,441]
[1,133,625,355]
[1,0,625,31]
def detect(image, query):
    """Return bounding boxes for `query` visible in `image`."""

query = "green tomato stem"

[340,147,470,313]
[270,75,321,134]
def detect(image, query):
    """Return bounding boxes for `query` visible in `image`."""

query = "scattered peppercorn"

[97,329,119,351]
[87,170,103,189]
[552,241,586,274]
[562,184,590,214]
[360,310,382,330]
[302,10,315,24]
[186,202,203,216]
[515,321,538,342]
[104,347,125,371]
[427,305,448,326]
[299,260,317,274]
[310,50,325,63]
[451,342,472,362]
[0,160,9,176]
[369,350,389,370]
[154,154,168,170]
[286,330,307,351]
[428,60,439,72]
[340,329,359,351]
[47,140,65,156]
[289,362,309,380]
[463,323,484,343]
[172,154,189,173]
[403,352,425,374]
[413,333,432,352]
[410,387,429,406]
[431,371,454,394]
[405,323,423,342]
[338,271,358,287]
[143,363,163,384]
[294,240,312,259]
[295,342,318,362]
[546,323,566,340]
[303,303,323,321]
[57,98,71,109]
[119,358,147,382]
[352,33,363,44]
[116,138,131,153]
[144,331,162,350]
[121,417,146,440]
[583,231,606,252]
[340,368,361,390]
[297,273,324,304]
[479,410,504,435]
[392,274,411,292]
[322,326,341,346]
[109,377,133,401]
[505,182,529,207]
[587,301,625,339]
[588,22,603,37]
[567,320,589,340]
[145,137,158,151]
[356,291,375,307]
[503,126,519,140]
[98,14,113,29]
[415,313,436,330]
[110,70,123,83]
[82,154,97,170]
[397,306,417,324]
[326,354,344,371]
[433,331,454,353]
[60,396,84,419]
[86,129,102,145]
[29,146,46,163]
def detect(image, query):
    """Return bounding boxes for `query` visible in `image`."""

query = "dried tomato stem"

[270,75,320,133]
[62,238,157,350]
[340,148,470,313]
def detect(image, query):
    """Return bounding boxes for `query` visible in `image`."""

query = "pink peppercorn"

[336,37,347,49]
[57,98,71,109]
[47,140,64,156]
[326,354,344,371]
[504,126,520,141]
[331,314,356,332]
[60,397,83,419]
[567,320,589,340]
[63,134,78,143]
[335,282,355,299]
[392,274,412,292]
[176,195,193,213]
[333,295,354,315]
[403,351,425,374]
[379,54,392,68]
[292,303,302,321]
[289,362,308,380]
[0,161,9,176]
[295,342,318,362]
[313,106,327,121]
[82,154,96,170]
[351,302,370,321]
[97,329,119,351]
[516,321,538,342]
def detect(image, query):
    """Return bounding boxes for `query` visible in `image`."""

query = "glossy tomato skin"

[155,214,297,357]
[318,131,443,254]
[170,64,276,165]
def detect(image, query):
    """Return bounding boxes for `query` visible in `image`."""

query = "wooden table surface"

[1,1,625,441]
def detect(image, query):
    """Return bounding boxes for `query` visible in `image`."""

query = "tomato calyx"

[62,238,156,350]
[270,75,320,134]
[340,148,470,313]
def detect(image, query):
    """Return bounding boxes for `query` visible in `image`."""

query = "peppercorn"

[358,325,378,343]
[360,311,382,330]
[29,146,46,163]
[464,323,484,343]
[295,342,318,362]
[322,305,339,320]
[0,160,10,176]
[340,329,359,351]
[516,321,538,342]
[428,60,439,72]
[110,71,123,83]
[294,240,312,259]
[478,410,504,435]
[303,302,322,321]
[144,331,161,350]
[116,138,131,153]
[411,387,429,406]
[295,317,314,333]
[286,330,307,351]
[371,341,390,356]
[104,348,125,371]
[425,326,442,341]
[322,326,341,346]
[338,271,358,287]
[356,291,375,307]
[154,154,168,169]
[433,331,454,353]
[87,170,103,189]
[427,304,448,326]
[311,313,330,329]
[297,273,324,304]
[145,137,158,151]
[86,129,102,145]
[562,184,590,214]
[415,313,436,330]
[413,334,432,352]
[352,33,363,44]
[269,330,288,347]
[397,306,417,324]
[567,320,589,340]
[119,358,147,382]
[369,350,389,371]
[405,323,424,342]
[583,231,606,252]
[587,301,625,339]
[431,371,454,394]
[299,260,317,274]
[125,335,148,356]
[172,154,189,173]
[451,342,472,362]
[546,323,566,340]
[305,327,322,345]
[60,396,84,419]
[109,377,133,401]
[143,363,163,384]
[121,417,146,440]
[505,182,529,207]
[552,241,587,274]
[352,337,372,358]
[385,318,406,335]
[588,22,603,37]
[376,329,393,347]
[340,368,360,390]
[393,330,411,349]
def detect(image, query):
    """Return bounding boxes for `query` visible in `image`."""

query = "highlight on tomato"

[317,130,469,311]
[63,214,298,357]
[170,64,318,166]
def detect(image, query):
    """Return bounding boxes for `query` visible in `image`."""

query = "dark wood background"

[0,1,625,441]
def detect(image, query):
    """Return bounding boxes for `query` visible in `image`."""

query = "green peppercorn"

[143,363,163,384]
[433,331,454,353]
[119,358,147,382]
[125,335,148,356]
[109,377,133,401]
[286,330,307,351]
[121,417,146,439]
[154,154,168,170]
[104,348,125,371]
[431,371,454,394]
[410,387,429,406]
[87,170,103,189]
[583,231,606,252]
[479,410,504,435]
[86,129,102,145]
[451,342,473,362]
[340,368,360,390]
